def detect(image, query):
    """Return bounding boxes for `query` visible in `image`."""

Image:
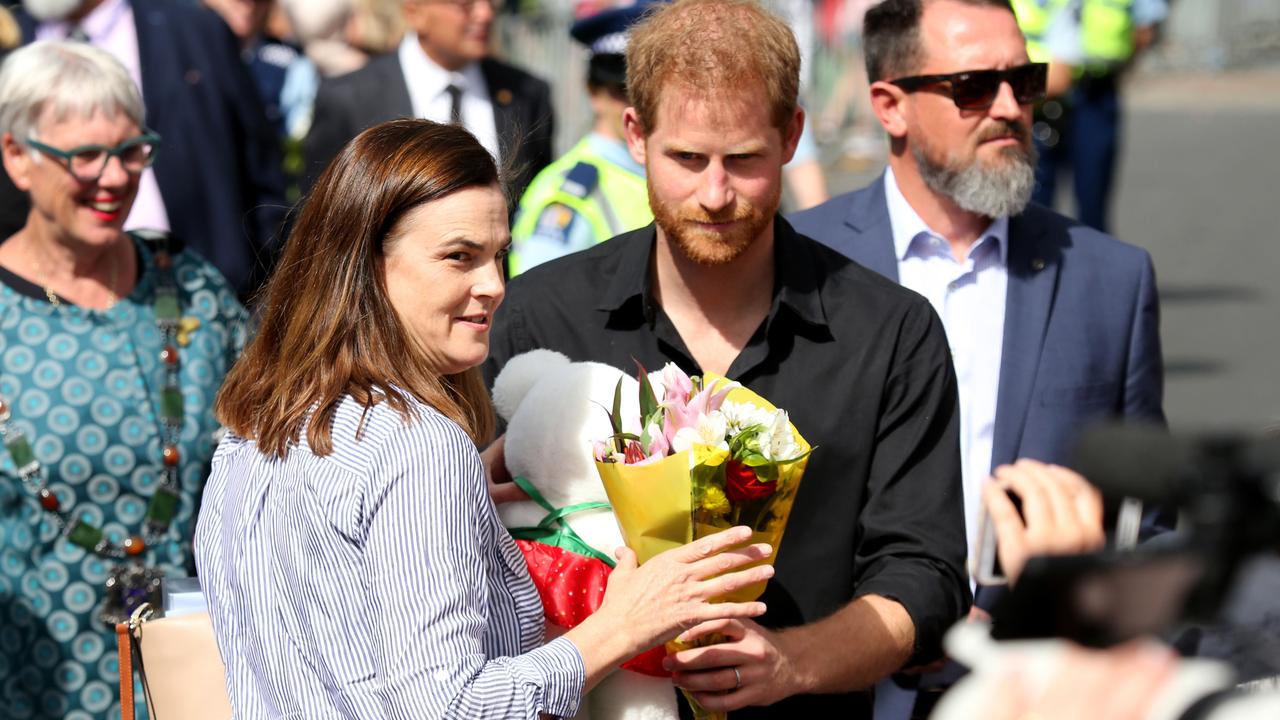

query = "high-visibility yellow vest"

[1011,0,1066,63]
[510,136,651,276]
[1012,0,1135,68]
[1080,0,1136,66]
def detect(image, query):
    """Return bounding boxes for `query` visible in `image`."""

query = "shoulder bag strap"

[115,621,136,720]
[127,603,158,718]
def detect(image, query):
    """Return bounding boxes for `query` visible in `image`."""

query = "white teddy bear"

[491,349,679,720]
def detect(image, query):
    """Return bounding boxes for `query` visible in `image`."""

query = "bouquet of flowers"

[593,363,811,719]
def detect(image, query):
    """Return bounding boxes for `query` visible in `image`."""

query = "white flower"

[670,410,729,453]
[644,421,664,441]
[720,400,774,435]
[760,409,801,461]
[644,421,670,456]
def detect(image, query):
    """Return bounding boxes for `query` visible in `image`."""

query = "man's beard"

[913,120,1038,219]
[23,0,84,21]
[648,178,780,266]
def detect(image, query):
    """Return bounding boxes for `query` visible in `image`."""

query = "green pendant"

[147,485,180,528]
[68,519,104,552]
[154,288,180,322]
[161,387,184,421]
[4,432,37,473]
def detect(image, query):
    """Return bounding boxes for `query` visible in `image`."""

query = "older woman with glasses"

[0,41,247,719]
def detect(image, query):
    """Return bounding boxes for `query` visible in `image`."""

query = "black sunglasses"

[889,63,1048,110]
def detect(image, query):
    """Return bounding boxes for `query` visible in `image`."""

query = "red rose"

[724,459,777,503]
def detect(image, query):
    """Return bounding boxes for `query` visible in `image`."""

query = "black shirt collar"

[595,221,656,313]
[594,217,830,332]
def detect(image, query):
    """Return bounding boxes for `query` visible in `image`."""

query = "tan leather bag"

[115,604,233,720]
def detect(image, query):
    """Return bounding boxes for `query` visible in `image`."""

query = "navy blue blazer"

[790,175,1165,470]
[9,0,287,300]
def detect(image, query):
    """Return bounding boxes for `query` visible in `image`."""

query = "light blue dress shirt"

[195,395,585,719]
[885,168,1009,559]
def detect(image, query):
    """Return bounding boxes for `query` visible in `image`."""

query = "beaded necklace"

[0,234,189,625]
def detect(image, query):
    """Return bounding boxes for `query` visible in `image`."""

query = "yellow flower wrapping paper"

[594,374,810,603]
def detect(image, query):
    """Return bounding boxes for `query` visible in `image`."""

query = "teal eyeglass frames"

[22,131,162,183]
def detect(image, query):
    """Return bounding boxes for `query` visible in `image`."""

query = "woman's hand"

[600,526,773,653]
[564,526,773,690]
[480,435,527,504]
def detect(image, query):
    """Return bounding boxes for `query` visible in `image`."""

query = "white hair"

[281,0,352,42]
[20,0,83,22]
[0,40,146,142]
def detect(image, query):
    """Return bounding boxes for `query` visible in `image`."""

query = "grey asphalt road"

[821,67,1280,433]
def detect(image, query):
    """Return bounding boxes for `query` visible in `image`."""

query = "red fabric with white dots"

[515,539,670,677]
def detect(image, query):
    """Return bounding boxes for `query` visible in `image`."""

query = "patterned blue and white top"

[195,394,586,719]
[0,236,248,719]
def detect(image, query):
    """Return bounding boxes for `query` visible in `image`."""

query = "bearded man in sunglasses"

[791,2,1163,714]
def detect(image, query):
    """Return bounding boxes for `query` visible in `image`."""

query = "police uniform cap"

[571,1,663,90]
[570,1,662,56]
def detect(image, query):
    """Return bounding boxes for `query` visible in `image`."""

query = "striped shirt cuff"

[513,636,586,718]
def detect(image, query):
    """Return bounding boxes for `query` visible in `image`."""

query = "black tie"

[67,25,90,43]
[445,84,463,126]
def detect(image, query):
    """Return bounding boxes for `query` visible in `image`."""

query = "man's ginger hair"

[625,0,800,133]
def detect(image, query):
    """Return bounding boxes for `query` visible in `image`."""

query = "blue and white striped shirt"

[195,395,585,719]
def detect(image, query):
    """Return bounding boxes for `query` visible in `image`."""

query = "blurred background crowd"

[1,0,1277,418]
[2,0,1277,436]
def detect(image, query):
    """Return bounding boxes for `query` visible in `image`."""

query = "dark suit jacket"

[790,174,1165,473]
[303,52,555,202]
[6,0,287,301]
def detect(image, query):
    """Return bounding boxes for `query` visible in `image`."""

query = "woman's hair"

[0,40,146,141]
[216,119,500,457]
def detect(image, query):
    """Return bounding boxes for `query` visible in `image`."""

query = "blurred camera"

[971,489,1022,586]
[990,423,1280,649]
[972,482,1142,587]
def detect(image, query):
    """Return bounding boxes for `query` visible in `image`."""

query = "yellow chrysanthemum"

[698,484,731,517]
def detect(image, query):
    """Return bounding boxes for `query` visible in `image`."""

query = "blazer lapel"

[384,56,414,119]
[480,59,516,164]
[839,174,900,282]
[131,0,171,131]
[992,212,1061,468]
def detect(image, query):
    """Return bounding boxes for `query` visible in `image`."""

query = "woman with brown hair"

[194,118,773,718]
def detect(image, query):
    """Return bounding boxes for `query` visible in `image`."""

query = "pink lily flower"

[646,425,671,458]
[661,363,693,406]
[662,382,734,447]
